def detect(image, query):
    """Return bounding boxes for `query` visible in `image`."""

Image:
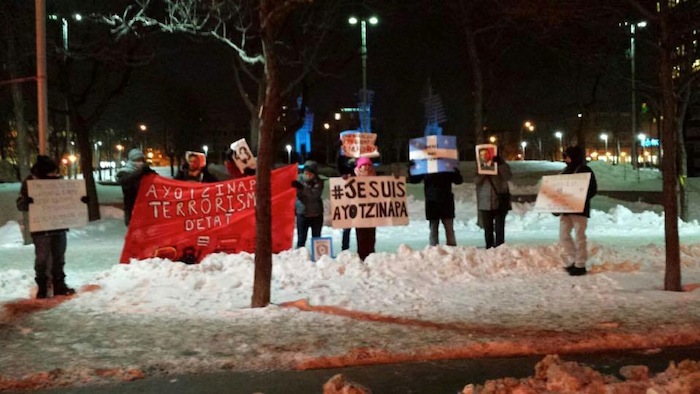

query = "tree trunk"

[465,26,484,145]
[658,7,681,292]
[677,88,691,222]
[251,1,282,308]
[74,117,101,221]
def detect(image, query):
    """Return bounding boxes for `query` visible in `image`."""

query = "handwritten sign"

[230,138,257,172]
[329,176,409,228]
[340,131,380,158]
[533,173,592,213]
[27,179,87,232]
[409,135,459,175]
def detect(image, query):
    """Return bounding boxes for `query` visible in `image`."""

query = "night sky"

[94,1,645,161]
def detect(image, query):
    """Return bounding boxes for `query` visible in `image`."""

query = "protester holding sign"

[224,147,256,179]
[175,151,217,183]
[409,164,463,246]
[292,160,324,249]
[16,155,86,298]
[559,146,597,276]
[116,148,156,226]
[336,146,356,251]
[475,153,512,249]
[354,157,377,260]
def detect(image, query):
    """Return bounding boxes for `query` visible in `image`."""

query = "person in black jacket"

[559,146,597,276]
[16,155,86,298]
[116,148,155,226]
[409,164,463,246]
[292,160,324,249]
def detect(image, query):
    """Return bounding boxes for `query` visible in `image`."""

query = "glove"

[453,167,461,173]
[243,168,256,176]
[80,196,89,204]
[27,197,34,204]
[291,180,303,189]
[409,160,416,167]
[492,155,504,165]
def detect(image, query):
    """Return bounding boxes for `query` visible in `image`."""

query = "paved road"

[21,345,700,394]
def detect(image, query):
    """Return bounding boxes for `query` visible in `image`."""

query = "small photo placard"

[311,237,333,261]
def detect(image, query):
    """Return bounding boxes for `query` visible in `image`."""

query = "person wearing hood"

[292,160,324,248]
[16,155,86,298]
[116,148,155,226]
[559,145,597,276]
[175,151,218,183]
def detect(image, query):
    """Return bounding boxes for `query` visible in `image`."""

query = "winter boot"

[52,278,76,296]
[35,278,48,299]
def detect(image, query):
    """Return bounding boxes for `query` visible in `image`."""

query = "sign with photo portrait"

[476,144,498,175]
[311,237,333,261]
[229,138,257,173]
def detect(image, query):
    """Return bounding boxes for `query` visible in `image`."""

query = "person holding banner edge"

[408,162,463,246]
[475,153,512,249]
[559,146,597,276]
[292,160,324,249]
[116,148,156,226]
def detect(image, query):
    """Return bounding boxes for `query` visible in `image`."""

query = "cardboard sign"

[27,179,88,232]
[311,237,333,261]
[340,131,380,158]
[476,144,498,175]
[409,135,459,175]
[533,173,592,213]
[329,176,409,228]
[229,138,257,172]
[120,165,297,264]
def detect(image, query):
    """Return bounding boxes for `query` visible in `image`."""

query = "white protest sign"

[533,173,592,213]
[27,179,88,232]
[340,132,380,158]
[229,138,257,172]
[329,176,409,228]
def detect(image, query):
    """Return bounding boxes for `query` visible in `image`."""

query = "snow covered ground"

[1,160,700,390]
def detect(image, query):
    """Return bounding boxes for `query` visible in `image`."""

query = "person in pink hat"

[354,157,376,260]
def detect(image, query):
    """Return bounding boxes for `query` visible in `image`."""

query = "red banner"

[119,165,298,264]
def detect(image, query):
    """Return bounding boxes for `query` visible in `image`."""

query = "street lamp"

[629,20,646,169]
[349,15,378,133]
[600,133,608,161]
[137,123,147,151]
[489,135,497,144]
[520,121,534,160]
[323,123,331,164]
[638,133,646,167]
[521,141,528,160]
[116,144,124,167]
[202,145,209,157]
[334,112,341,121]
[285,144,292,164]
[554,131,563,160]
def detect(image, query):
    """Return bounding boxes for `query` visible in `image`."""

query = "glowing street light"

[285,144,292,164]
[600,133,608,158]
[202,145,209,157]
[554,131,563,160]
[489,135,497,144]
[521,141,528,160]
[349,15,379,132]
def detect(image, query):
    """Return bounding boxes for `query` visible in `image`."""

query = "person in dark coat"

[116,148,155,226]
[175,151,218,183]
[409,165,463,246]
[336,148,356,250]
[353,157,376,260]
[475,155,512,248]
[559,145,597,276]
[16,155,86,298]
[292,160,324,249]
